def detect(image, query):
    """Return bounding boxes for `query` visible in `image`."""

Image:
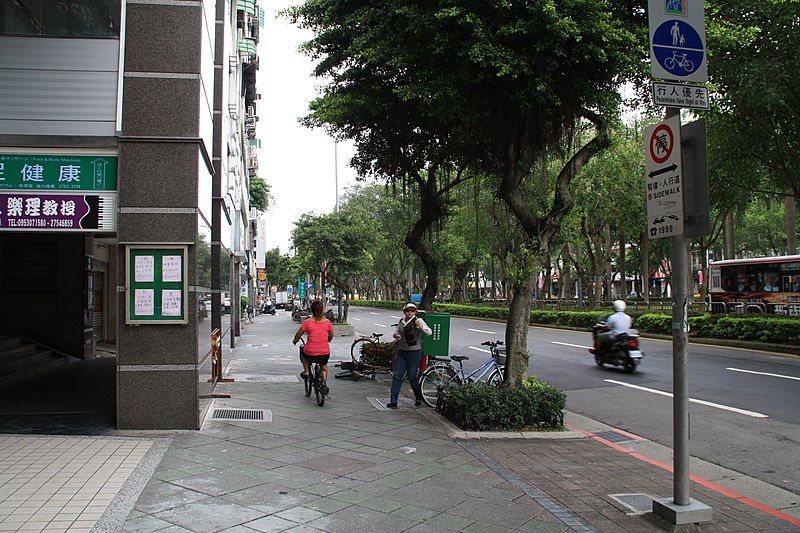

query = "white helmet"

[613,300,626,312]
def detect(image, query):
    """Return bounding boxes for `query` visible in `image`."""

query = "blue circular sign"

[653,20,704,78]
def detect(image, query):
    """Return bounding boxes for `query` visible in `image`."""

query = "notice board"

[126,245,188,324]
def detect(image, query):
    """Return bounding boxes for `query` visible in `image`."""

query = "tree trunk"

[505,273,535,386]
[723,210,735,259]
[787,193,796,255]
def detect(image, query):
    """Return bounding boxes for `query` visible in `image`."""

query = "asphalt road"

[346,305,800,496]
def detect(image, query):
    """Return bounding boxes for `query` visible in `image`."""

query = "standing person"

[292,300,333,391]
[387,302,432,408]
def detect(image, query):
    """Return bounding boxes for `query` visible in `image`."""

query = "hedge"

[436,376,566,431]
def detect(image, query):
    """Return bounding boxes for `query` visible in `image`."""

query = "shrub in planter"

[436,376,566,431]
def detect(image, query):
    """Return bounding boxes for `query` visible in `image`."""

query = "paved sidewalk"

[2,311,800,532]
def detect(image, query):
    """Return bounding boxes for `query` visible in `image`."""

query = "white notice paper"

[162,255,182,282]
[162,289,182,316]
[134,289,154,316]
[135,256,155,282]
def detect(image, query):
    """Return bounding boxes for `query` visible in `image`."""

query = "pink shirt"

[301,318,333,356]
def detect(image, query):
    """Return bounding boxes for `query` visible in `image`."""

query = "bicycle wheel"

[487,366,505,386]
[350,338,377,364]
[314,365,325,406]
[419,365,456,408]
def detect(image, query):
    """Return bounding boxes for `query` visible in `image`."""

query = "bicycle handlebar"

[481,340,504,347]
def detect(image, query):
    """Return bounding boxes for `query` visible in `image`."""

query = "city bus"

[709,255,800,314]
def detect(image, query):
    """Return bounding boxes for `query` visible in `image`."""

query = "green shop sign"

[0,153,118,191]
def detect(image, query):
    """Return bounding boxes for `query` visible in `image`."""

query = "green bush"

[436,376,566,431]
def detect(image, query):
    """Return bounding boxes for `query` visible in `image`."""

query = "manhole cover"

[609,493,653,515]
[211,408,270,421]
[593,430,634,444]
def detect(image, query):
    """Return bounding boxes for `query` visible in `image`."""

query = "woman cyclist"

[292,300,334,391]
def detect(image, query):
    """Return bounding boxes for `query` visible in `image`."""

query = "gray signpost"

[647,0,712,525]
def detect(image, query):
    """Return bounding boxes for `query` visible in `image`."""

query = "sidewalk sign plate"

[652,81,709,109]
[644,115,684,239]
[648,0,707,83]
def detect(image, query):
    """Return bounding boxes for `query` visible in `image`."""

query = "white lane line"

[468,328,496,335]
[604,379,768,418]
[390,315,402,319]
[351,317,362,321]
[468,346,491,354]
[727,368,800,381]
[370,312,379,315]
[552,341,589,349]
[374,323,387,328]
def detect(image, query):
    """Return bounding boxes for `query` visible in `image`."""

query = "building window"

[1,0,120,37]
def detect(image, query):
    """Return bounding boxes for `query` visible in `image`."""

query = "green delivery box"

[420,312,450,357]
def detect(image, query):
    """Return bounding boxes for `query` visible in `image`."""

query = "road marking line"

[374,323,387,328]
[727,367,800,381]
[552,341,589,349]
[467,328,496,334]
[604,379,769,418]
[468,346,491,354]
[370,312,379,315]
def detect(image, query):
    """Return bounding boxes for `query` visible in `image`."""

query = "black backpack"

[403,318,420,345]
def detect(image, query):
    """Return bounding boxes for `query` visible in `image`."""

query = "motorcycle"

[260,302,276,315]
[589,323,644,373]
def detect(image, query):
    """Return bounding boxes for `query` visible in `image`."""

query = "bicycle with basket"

[418,340,506,408]
[336,329,398,380]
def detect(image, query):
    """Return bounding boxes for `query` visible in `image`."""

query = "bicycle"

[418,340,506,408]
[245,305,254,324]
[298,339,326,406]
[664,50,694,73]
[350,329,398,373]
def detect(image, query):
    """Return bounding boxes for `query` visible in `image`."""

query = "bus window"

[784,275,800,293]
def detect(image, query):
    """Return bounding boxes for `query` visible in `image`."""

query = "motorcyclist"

[591,300,632,355]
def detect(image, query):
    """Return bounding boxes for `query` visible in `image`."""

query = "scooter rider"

[591,300,632,354]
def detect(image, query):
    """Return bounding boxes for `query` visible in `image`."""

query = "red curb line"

[567,424,800,527]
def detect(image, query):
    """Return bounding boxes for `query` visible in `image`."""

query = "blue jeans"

[390,349,423,403]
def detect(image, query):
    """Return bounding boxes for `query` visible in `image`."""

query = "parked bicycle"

[245,304,254,324]
[418,340,506,408]
[298,339,326,406]
[350,329,398,373]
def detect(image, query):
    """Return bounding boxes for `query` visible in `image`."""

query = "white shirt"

[606,311,632,338]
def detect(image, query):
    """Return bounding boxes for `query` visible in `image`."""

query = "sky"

[257,1,358,254]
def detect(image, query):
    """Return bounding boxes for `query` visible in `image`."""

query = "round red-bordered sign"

[649,124,674,164]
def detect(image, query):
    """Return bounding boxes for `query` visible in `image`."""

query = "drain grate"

[241,375,298,383]
[211,408,268,421]
[370,397,417,411]
[609,493,653,515]
[593,430,634,444]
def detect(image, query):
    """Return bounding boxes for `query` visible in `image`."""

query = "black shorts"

[302,353,330,366]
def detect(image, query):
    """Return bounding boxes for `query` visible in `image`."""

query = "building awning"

[237,0,255,15]
[238,37,256,55]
